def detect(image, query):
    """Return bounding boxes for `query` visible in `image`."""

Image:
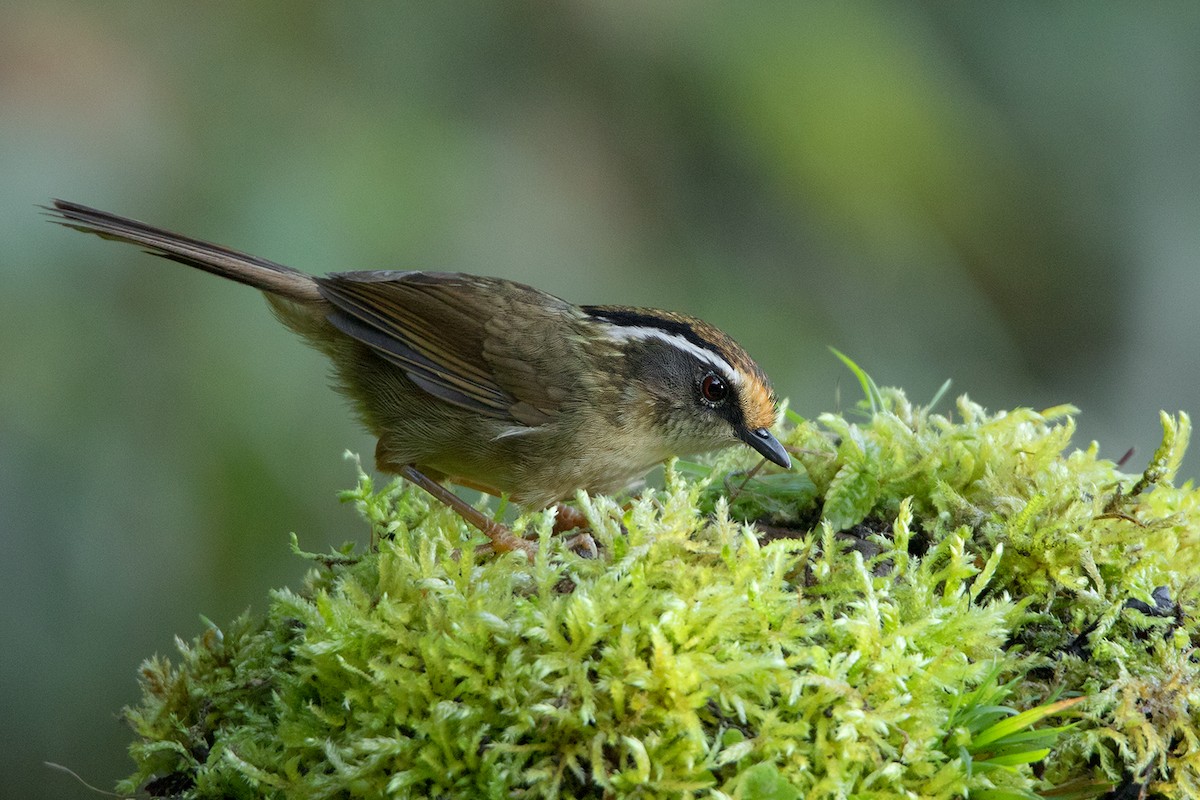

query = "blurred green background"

[4,2,1200,797]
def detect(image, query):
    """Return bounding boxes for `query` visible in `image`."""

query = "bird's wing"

[316,271,579,426]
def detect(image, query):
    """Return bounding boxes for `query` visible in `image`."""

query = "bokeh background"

[3,3,1200,797]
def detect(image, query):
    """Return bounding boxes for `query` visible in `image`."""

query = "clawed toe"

[564,532,598,559]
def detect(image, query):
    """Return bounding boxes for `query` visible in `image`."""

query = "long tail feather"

[47,199,321,302]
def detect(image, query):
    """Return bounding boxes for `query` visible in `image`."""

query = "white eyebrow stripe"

[602,325,743,387]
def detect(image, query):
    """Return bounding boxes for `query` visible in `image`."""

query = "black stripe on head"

[585,303,780,434]
[581,306,727,362]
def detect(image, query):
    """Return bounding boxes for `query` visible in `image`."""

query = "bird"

[48,199,790,555]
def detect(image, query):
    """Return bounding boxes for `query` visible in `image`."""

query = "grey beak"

[739,427,792,469]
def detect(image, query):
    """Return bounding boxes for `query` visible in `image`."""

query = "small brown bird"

[48,200,789,554]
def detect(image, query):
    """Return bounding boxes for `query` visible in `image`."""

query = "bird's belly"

[371,389,673,510]
[420,429,664,510]
[505,436,669,509]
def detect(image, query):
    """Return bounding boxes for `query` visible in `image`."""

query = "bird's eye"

[700,372,729,405]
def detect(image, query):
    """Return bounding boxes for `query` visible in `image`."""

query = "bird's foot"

[552,504,599,558]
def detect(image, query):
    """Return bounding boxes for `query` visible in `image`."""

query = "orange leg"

[550,504,599,559]
[451,479,596,556]
[551,504,591,534]
[398,465,537,557]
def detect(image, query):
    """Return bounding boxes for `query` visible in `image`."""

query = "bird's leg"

[420,471,597,558]
[398,465,536,558]
[549,504,599,559]
[551,504,591,535]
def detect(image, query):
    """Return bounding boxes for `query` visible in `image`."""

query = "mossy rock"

[122,390,1200,799]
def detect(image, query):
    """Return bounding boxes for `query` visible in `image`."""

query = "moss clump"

[121,390,1200,799]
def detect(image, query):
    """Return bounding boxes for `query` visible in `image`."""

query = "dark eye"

[700,372,729,405]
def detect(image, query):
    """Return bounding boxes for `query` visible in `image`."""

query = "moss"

[121,390,1200,799]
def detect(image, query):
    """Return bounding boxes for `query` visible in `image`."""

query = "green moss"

[121,390,1200,799]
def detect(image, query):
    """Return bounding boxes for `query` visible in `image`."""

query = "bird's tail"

[47,199,321,302]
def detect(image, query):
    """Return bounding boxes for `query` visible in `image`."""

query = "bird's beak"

[739,427,791,469]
